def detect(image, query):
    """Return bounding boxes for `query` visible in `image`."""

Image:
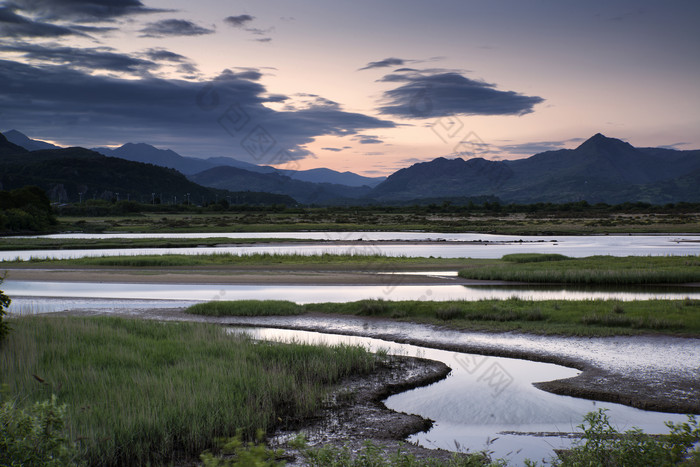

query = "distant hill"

[93,142,219,175]
[92,142,383,187]
[0,136,295,205]
[279,167,385,187]
[370,134,700,204]
[190,166,373,204]
[4,129,61,151]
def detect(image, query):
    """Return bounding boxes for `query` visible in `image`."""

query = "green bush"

[553,409,700,466]
[0,394,84,467]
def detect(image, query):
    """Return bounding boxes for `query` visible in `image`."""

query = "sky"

[1,0,699,176]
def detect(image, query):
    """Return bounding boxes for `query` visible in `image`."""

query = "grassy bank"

[0,316,381,466]
[8,252,474,269]
[0,236,308,251]
[55,210,700,235]
[458,254,700,285]
[186,298,700,336]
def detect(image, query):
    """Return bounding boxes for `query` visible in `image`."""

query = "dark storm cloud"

[377,69,544,118]
[139,19,214,38]
[224,14,254,27]
[359,57,407,70]
[7,0,167,22]
[0,7,80,37]
[0,60,396,161]
[0,42,157,73]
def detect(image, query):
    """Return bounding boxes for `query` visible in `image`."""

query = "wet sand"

[1,265,490,285]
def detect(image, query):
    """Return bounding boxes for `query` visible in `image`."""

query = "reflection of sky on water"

[2,233,699,261]
[232,327,692,465]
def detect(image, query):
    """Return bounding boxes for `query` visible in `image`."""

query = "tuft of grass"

[580,313,678,330]
[0,316,380,466]
[501,253,570,263]
[435,306,466,321]
[357,299,390,316]
[186,300,303,317]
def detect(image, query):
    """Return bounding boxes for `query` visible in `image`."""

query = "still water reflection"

[3,233,699,261]
[4,281,700,315]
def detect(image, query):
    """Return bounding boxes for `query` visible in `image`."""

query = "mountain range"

[371,134,700,204]
[5,130,386,188]
[3,130,699,205]
[0,132,295,205]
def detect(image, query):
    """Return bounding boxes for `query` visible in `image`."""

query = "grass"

[0,316,382,466]
[9,252,473,269]
[458,254,700,285]
[186,300,303,316]
[54,210,700,235]
[186,298,700,336]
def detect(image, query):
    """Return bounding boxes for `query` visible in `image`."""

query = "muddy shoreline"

[270,355,468,464]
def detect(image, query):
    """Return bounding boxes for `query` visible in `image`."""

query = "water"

[5,282,700,315]
[3,232,699,261]
[231,327,692,464]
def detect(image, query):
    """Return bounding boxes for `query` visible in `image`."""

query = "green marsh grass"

[0,316,380,466]
[188,298,700,336]
[458,254,700,285]
[15,252,470,268]
[186,300,303,316]
[0,237,307,252]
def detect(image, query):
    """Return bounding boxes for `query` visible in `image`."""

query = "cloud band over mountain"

[0,60,395,162]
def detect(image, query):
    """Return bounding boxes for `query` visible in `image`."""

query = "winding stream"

[232,327,691,465]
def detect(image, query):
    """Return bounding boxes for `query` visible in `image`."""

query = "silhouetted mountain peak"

[575,133,635,154]
[0,130,29,155]
[3,129,60,151]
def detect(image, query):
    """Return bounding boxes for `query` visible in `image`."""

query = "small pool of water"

[231,327,691,464]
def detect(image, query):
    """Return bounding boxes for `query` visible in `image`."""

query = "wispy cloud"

[495,138,584,155]
[224,14,254,27]
[352,134,383,144]
[359,57,408,70]
[140,19,214,38]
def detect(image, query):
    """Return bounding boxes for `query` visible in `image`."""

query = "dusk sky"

[1,0,698,176]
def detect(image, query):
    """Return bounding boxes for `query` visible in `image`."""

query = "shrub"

[0,394,84,467]
[0,278,10,341]
[554,409,700,466]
